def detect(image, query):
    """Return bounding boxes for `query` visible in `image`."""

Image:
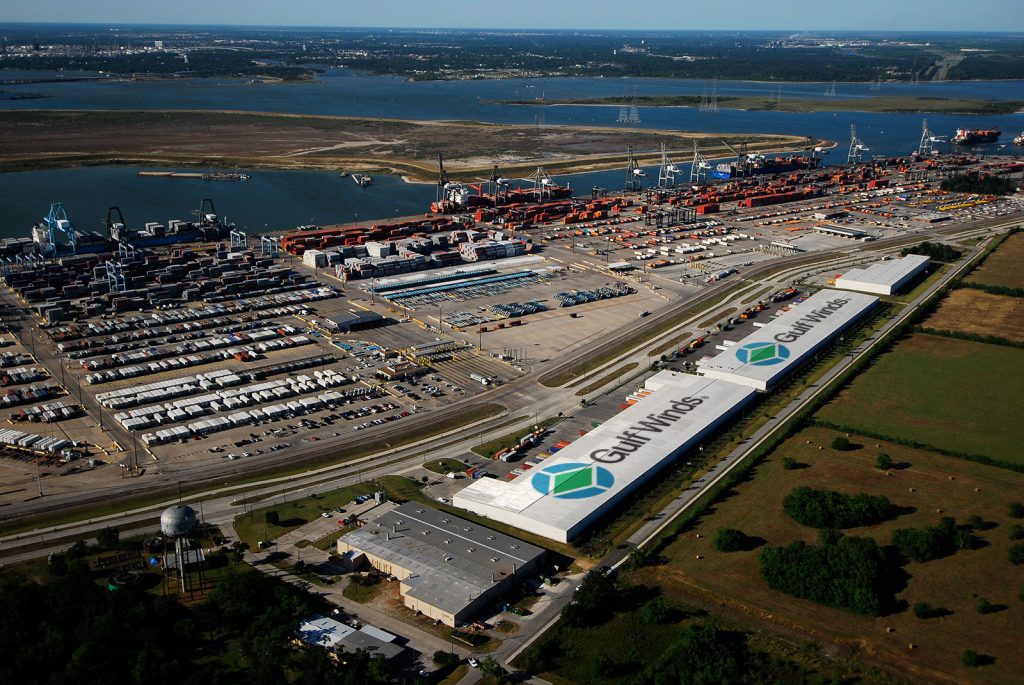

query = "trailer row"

[0,427,70,455]
[114,369,354,432]
[11,400,81,424]
[140,386,377,446]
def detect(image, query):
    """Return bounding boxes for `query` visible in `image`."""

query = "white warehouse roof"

[454,372,756,543]
[698,289,878,391]
[834,254,930,296]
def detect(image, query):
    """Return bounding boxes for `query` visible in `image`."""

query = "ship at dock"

[352,173,373,187]
[137,171,251,181]
[8,198,235,259]
[712,153,820,180]
[952,128,1000,145]
[430,157,571,214]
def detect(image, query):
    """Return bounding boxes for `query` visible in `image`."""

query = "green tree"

[714,528,749,552]
[96,527,120,550]
[912,602,933,619]
[645,624,743,685]
[264,510,280,525]
[480,655,508,684]
[975,597,994,614]
[639,595,670,625]
[1009,502,1024,519]
[874,453,893,470]
[1008,543,1024,565]
[1009,524,1024,541]
[831,436,852,451]
[962,649,980,667]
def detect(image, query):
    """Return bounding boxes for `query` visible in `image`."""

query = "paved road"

[0,216,1013,677]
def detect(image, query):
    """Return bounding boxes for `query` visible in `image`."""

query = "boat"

[430,180,573,213]
[202,172,251,182]
[352,174,373,187]
[952,128,1000,145]
[1014,132,1024,146]
[712,154,820,180]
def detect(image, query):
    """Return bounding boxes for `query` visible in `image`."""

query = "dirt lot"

[966,232,1024,290]
[0,110,807,180]
[924,288,1024,342]
[635,426,1024,685]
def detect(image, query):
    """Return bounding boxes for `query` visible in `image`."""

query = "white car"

[467,658,479,668]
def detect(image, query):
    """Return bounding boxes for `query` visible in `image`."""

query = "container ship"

[7,199,234,259]
[952,128,1000,145]
[712,154,820,180]
[431,180,572,214]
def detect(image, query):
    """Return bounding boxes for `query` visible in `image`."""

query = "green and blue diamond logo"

[735,341,791,366]
[531,462,614,499]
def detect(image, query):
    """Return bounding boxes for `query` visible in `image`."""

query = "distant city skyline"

[1,0,1022,33]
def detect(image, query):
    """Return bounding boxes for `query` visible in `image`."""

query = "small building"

[298,616,406,661]
[377,362,428,382]
[328,311,387,333]
[337,503,545,627]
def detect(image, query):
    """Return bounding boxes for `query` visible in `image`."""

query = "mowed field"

[923,289,1024,343]
[632,426,1024,685]
[817,334,1024,464]
[966,232,1024,289]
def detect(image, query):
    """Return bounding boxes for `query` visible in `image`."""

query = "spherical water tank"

[160,504,197,537]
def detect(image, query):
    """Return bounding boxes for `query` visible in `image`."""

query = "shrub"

[891,517,959,563]
[975,597,995,614]
[1009,543,1024,565]
[783,486,895,529]
[831,436,852,451]
[714,528,749,552]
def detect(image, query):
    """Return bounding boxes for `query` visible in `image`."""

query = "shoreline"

[0,108,821,182]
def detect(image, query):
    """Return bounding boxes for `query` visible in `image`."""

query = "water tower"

[160,504,201,594]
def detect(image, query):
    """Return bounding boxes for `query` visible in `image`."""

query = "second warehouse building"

[697,289,878,391]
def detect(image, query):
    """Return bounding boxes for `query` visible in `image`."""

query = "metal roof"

[698,289,878,390]
[455,372,756,542]
[834,254,930,295]
[339,503,543,616]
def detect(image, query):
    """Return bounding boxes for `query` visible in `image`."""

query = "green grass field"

[818,333,1024,464]
[233,482,371,548]
[638,426,1024,685]
[966,232,1024,290]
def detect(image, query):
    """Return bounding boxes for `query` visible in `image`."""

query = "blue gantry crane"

[43,203,76,255]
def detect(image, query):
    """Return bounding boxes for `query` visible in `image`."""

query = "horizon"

[1,0,1021,33]
[1,22,1023,35]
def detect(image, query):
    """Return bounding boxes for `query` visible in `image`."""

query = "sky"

[1,0,1022,32]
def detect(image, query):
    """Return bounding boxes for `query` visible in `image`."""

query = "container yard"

[0,149,1020,509]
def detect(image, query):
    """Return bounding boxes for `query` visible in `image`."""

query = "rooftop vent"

[441,518,451,524]
[490,556,499,562]
[421,530,430,535]
[486,535,496,541]
[467,547,476,553]
[444,539,452,544]
[510,544,519,549]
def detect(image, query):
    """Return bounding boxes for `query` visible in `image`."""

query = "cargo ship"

[712,154,820,180]
[9,199,234,259]
[431,180,572,213]
[952,128,1000,145]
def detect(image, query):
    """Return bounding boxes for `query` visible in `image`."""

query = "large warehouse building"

[697,289,878,391]
[454,372,757,543]
[834,254,930,296]
[336,502,544,627]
